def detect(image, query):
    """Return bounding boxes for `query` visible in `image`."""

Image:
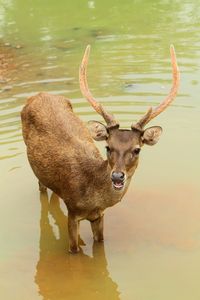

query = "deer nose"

[111,171,125,182]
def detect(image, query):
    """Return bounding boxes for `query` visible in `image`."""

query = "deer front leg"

[90,215,104,242]
[68,213,80,254]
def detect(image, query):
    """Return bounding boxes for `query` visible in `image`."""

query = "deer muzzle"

[111,171,126,191]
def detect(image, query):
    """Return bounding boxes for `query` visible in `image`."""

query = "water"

[0,1,200,299]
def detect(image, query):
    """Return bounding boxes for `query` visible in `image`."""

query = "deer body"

[21,92,136,252]
[21,45,180,253]
[21,93,124,208]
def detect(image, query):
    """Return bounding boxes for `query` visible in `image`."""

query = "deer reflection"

[35,192,120,300]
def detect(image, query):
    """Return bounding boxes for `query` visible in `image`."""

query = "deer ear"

[142,126,163,145]
[87,121,108,141]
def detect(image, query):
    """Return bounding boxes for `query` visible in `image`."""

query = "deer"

[21,45,180,253]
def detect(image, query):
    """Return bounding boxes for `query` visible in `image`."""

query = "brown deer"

[21,45,180,253]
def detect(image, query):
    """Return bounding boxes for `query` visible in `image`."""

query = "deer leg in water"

[90,215,104,242]
[38,181,47,192]
[68,213,80,253]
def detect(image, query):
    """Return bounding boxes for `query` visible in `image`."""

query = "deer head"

[79,45,180,191]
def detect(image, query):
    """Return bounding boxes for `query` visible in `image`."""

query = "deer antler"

[79,45,119,129]
[132,45,180,130]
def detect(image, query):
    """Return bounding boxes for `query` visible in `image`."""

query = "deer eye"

[133,147,141,155]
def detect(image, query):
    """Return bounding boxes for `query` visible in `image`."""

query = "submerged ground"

[0,1,200,299]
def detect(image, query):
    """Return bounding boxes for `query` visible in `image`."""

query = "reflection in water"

[35,192,120,300]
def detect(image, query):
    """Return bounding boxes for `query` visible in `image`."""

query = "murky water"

[0,1,200,299]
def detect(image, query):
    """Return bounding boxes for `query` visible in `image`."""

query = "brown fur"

[21,92,160,253]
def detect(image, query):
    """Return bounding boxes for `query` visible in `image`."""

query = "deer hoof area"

[68,246,80,254]
[93,235,104,242]
[94,238,104,243]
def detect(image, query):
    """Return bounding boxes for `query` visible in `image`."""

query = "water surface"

[0,1,200,299]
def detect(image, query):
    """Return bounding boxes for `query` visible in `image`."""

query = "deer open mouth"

[112,180,125,191]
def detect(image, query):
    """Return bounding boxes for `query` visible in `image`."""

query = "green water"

[0,1,200,299]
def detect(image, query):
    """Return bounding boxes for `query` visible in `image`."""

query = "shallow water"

[0,1,200,299]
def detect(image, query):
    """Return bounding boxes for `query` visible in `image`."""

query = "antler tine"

[79,45,119,128]
[133,45,180,129]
